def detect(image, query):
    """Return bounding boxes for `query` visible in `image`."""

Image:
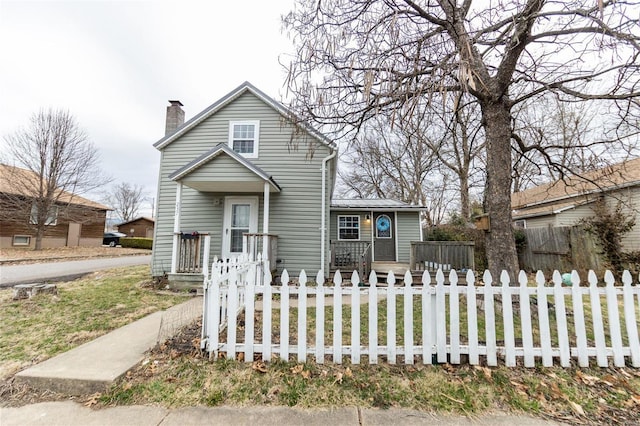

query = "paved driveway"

[0,255,152,287]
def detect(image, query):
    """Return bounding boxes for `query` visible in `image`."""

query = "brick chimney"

[165,100,185,136]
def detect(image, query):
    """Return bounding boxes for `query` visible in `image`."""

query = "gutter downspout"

[321,149,337,278]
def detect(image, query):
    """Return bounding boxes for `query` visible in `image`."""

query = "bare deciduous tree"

[108,182,146,223]
[1,109,109,249]
[339,123,453,226]
[283,0,640,276]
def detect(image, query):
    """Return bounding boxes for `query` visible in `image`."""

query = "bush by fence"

[120,237,153,250]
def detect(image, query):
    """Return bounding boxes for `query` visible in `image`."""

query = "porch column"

[262,181,270,266]
[170,182,183,274]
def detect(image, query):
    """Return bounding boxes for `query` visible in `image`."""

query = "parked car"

[103,232,127,247]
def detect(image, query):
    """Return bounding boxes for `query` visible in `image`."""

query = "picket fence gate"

[201,258,640,368]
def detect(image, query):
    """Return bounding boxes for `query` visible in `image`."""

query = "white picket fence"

[201,260,640,368]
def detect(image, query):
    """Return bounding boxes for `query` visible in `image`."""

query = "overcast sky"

[0,0,295,216]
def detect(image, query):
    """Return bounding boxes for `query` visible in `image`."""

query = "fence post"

[435,269,446,363]
[368,270,379,364]
[519,271,534,367]
[605,271,625,367]
[483,270,497,367]
[501,271,516,367]
[351,270,361,364]
[466,270,479,365]
[403,270,414,365]
[333,270,343,363]
[263,269,273,361]
[536,271,553,367]
[297,270,308,363]
[622,271,640,367]
[421,271,433,365]
[588,271,608,367]
[449,270,460,364]
[280,270,290,362]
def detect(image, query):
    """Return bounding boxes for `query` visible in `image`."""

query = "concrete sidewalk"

[0,401,564,425]
[14,297,202,394]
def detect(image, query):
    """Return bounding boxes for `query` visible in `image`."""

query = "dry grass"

[0,265,189,379]
[0,246,149,265]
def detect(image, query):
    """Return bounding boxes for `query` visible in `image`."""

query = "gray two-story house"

[151,82,424,285]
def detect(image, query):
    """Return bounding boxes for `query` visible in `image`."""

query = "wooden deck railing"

[175,232,210,273]
[244,233,278,270]
[330,241,372,279]
[410,241,475,272]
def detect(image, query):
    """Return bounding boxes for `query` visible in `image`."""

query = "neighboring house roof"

[116,216,155,227]
[168,143,281,192]
[0,164,109,210]
[512,157,640,219]
[154,81,336,151]
[331,198,427,210]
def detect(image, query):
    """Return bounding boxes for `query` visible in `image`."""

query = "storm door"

[222,196,258,258]
[373,212,396,261]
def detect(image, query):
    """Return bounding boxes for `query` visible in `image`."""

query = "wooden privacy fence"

[201,263,640,368]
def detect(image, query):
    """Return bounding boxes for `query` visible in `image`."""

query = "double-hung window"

[338,215,360,240]
[30,204,58,226]
[229,121,259,158]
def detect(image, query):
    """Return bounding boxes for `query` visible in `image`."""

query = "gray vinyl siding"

[329,209,420,263]
[396,211,420,263]
[329,211,373,242]
[184,155,262,183]
[152,91,334,276]
[514,186,640,251]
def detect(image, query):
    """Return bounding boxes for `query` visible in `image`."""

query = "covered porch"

[166,144,281,288]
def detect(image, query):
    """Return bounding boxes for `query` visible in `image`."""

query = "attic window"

[229,121,259,158]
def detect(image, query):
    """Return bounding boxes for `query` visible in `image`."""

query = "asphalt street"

[0,255,152,287]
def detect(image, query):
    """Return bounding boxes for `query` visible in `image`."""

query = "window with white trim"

[338,215,360,240]
[514,219,526,229]
[13,235,31,246]
[30,204,58,226]
[228,121,260,158]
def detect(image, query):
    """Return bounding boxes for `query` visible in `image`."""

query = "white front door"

[222,196,258,258]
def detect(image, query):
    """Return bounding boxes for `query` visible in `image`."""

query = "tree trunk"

[459,173,470,220]
[481,100,519,279]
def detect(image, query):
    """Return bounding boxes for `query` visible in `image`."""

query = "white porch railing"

[201,264,640,368]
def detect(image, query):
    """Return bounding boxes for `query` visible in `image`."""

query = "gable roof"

[0,164,109,210]
[512,157,640,216]
[154,81,335,151]
[168,143,281,192]
[331,198,427,210]
[116,216,155,227]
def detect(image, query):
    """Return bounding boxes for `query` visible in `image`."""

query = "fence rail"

[202,264,640,368]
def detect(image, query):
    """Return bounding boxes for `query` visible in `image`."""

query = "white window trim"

[30,204,58,226]
[13,235,32,246]
[337,215,361,241]
[228,120,260,159]
[514,219,527,229]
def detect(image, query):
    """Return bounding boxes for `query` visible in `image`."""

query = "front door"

[222,196,258,259]
[373,212,396,261]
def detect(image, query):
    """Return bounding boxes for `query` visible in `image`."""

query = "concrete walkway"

[0,402,564,425]
[14,297,202,394]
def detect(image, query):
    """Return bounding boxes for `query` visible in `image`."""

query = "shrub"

[580,199,635,273]
[120,237,153,250]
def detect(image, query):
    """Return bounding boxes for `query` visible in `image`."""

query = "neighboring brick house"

[0,164,109,249]
[116,217,155,238]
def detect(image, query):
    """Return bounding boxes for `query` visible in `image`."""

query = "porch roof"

[331,198,427,211]
[168,144,281,193]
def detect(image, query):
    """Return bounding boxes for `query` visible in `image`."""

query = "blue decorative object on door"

[376,216,390,231]
[376,214,391,238]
